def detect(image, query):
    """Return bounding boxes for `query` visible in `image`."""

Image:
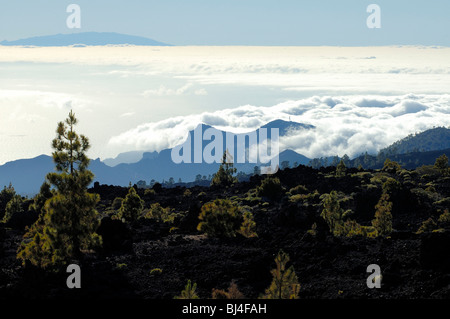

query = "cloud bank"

[109,94,450,159]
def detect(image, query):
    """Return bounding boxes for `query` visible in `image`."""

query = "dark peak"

[260,119,315,135]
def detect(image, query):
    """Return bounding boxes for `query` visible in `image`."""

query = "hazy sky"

[0,0,449,46]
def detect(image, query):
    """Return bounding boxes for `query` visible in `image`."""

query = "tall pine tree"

[18,110,101,269]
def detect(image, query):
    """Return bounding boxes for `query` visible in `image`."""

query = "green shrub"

[416,217,438,234]
[111,197,123,210]
[382,178,402,196]
[372,193,393,237]
[320,191,362,237]
[183,189,192,197]
[242,189,261,206]
[438,209,450,228]
[175,280,199,299]
[370,173,390,186]
[342,220,364,237]
[289,190,320,204]
[28,182,53,214]
[382,159,401,174]
[287,185,308,196]
[0,183,16,221]
[2,195,24,224]
[238,210,258,238]
[197,199,256,238]
[118,187,144,222]
[434,197,450,209]
[415,165,440,179]
[256,176,283,200]
[212,281,245,299]
[144,203,178,223]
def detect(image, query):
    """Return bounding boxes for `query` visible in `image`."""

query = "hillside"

[380,127,450,155]
[348,148,450,170]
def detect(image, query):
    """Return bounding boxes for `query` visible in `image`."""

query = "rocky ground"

[1,165,450,300]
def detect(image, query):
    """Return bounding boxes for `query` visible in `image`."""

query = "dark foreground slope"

[1,163,450,299]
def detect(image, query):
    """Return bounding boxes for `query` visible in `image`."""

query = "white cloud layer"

[1,46,449,164]
[109,94,450,159]
[1,46,449,96]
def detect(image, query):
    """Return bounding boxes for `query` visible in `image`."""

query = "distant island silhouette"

[0,32,171,47]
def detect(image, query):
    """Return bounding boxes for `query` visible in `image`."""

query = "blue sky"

[0,0,449,45]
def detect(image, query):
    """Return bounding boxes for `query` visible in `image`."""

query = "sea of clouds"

[0,45,449,163]
[108,93,450,159]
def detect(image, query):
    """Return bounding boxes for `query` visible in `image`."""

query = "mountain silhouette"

[2,122,448,196]
[0,32,171,47]
[0,120,313,195]
[260,119,314,135]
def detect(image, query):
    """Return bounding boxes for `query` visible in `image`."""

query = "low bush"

[197,199,256,238]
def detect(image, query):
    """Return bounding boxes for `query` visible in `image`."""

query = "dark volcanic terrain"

[1,163,450,299]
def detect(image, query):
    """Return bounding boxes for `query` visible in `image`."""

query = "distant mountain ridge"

[2,123,448,195]
[0,120,312,195]
[0,32,171,47]
[103,150,150,167]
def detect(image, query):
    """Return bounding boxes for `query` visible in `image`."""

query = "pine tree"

[211,150,237,187]
[320,191,344,236]
[118,186,144,222]
[261,250,300,299]
[2,195,24,224]
[434,154,449,174]
[238,210,258,238]
[17,110,101,269]
[372,192,393,237]
[29,182,53,214]
[0,183,16,221]
[335,159,346,177]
